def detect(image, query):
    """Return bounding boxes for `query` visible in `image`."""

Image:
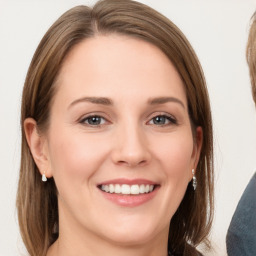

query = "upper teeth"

[100,184,154,195]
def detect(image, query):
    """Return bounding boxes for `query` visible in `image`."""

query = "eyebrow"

[148,97,185,108]
[69,97,113,109]
[68,96,185,109]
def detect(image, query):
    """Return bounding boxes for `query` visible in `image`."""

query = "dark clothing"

[169,249,203,256]
[226,172,256,256]
[170,252,203,256]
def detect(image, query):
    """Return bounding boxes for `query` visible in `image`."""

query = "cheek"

[148,132,195,221]
[155,133,194,182]
[47,130,110,183]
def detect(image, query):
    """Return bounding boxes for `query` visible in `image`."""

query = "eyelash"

[79,114,177,127]
[148,114,177,126]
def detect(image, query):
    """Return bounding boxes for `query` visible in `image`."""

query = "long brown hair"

[17,1,214,255]
[247,11,256,105]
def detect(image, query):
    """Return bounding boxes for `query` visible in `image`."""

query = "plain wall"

[0,0,256,255]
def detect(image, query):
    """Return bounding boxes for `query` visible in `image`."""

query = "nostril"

[137,159,147,166]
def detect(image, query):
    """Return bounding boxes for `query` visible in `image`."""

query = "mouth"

[97,178,161,207]
[97,179,160,206]
[98,184,157,195]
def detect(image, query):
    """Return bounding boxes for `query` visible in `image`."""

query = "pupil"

[89,116,101,125]
[154,116,165,124]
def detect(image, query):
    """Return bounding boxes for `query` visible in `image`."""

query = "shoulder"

[226,172,256,255]
[228,172,256,225]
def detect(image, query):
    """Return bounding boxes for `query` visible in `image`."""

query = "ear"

[24,118,53,179]
[191,126,203,177]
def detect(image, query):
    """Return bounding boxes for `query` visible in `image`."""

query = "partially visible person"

[226,11,256,256]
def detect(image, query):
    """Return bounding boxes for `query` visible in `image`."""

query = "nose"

[111,124,151,168]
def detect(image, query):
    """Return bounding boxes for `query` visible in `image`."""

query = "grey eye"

[153,116,168,125]
[149,115,176,125]
[81,116,106,126]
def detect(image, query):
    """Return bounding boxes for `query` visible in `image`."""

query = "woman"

[16,0,214,255]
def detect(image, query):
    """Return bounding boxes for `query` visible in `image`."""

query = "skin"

[25,35,202,256]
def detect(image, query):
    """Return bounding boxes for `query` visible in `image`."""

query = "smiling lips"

[98,179,159,207]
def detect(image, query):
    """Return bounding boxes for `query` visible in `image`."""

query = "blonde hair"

[17,1,214,255]
[247,11,256,104]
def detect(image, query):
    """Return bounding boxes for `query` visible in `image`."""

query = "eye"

[80,115,107,126]
[149,115,177,126]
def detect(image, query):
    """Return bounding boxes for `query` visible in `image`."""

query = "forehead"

[54,34,187,107]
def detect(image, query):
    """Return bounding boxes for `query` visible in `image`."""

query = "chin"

[98,218,164,246]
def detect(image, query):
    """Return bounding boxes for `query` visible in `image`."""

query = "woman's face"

[39,35,202,246]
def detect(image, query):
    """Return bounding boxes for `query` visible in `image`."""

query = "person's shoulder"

[226,172,256,255]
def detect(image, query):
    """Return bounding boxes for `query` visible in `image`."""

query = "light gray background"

[0,0,256,255]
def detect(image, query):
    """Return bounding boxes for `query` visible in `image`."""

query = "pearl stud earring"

[42,171,47,182]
